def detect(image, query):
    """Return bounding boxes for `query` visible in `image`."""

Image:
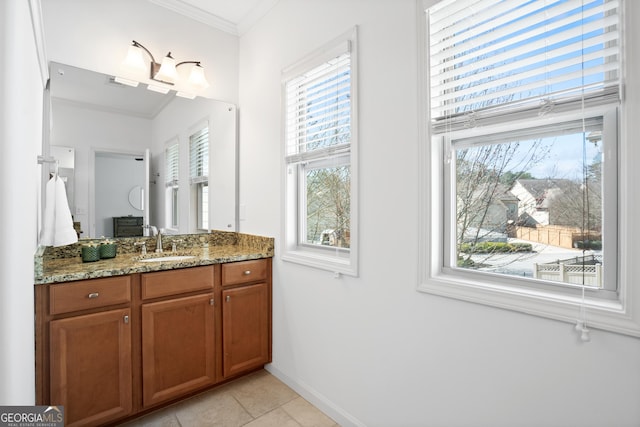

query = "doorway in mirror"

[93,151,147,238]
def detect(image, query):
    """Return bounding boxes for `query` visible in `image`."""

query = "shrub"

[574,240,602,250]
[459,241,533,254]
[457,257,476,268]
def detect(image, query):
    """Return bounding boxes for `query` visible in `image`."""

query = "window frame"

[197,181,209,230]
[281,27,359,277]
[297,153,351,252]
[441,106,618,299]
[417,0,640,337]
[189,121,210,232]
[164,139,180,232]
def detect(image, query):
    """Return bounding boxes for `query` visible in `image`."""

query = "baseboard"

[265,364,366,427]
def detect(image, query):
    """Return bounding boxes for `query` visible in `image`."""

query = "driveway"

[469,238,601,278]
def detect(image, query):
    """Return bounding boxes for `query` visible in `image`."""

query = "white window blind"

[285,46,352,164]
[429,0,621,125]
[190,126,209,184]
[165,142,179,187]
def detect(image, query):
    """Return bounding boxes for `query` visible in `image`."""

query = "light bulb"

[122,44,146,72]
[188,64,210,89]
[155,53,178,84]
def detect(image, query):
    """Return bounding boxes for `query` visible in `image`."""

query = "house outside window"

[418,0,640,336]
[282,28,359,276]
[164,141,179,230]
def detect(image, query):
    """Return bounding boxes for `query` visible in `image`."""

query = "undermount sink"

[139,255,196,263]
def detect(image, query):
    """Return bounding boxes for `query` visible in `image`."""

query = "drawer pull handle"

[88,292,99,299]
[226,295,231,302]
[243,270,251,275]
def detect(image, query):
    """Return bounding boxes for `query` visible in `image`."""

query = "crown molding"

[149,0,238,35]
[236,0,279,36]
[149,0,280,37]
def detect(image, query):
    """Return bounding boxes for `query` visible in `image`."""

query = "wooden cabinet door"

[141,293,215,408]
[222,282,270,378]
[50,308,132,427]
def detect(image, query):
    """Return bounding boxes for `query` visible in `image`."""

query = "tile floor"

[120,370,339,427]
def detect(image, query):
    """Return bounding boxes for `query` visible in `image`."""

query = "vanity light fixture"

[122,40,210,90]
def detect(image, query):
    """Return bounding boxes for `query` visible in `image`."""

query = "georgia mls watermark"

[0,406,64,427]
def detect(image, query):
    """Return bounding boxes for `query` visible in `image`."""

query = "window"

[164,141,179,230]
[445,109,617,293]
[419,0,640,335]
[282,28,359,276]
[190,125,209,231]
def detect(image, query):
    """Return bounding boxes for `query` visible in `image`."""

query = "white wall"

[0,0,44,404]
[238,1,640,426]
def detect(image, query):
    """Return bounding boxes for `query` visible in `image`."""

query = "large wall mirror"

[45,62,238,240]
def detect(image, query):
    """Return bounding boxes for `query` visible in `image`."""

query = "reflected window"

[190,125,209,231]
[165,141,179,229]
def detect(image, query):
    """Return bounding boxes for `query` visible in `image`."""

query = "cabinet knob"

[88,292,99,299]
[243,270,251,275]
[226,295,231,302]
[210,298,215,306]
[124,315,129,324]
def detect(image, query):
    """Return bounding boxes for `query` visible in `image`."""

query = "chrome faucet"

[155,230,163,253]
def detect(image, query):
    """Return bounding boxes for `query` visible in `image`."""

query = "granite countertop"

[34,231,274,285]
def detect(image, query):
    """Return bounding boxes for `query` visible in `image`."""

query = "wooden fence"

[515,225,601,249]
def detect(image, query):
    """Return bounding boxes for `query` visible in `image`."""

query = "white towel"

[40,175,78,247]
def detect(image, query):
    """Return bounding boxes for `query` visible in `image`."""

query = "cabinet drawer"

[49,276,131,315]
[114,216,142,226]
[141,266,214,300]
[115,225,143,237]
[222,259,268,286]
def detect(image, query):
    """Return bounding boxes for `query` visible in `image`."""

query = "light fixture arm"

[176,61,201,68]
[131,40,157,65]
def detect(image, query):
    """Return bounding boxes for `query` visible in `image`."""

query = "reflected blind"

[190,126,209,184]
[285,44,351,165]
[165,142,179,187]
[429,0,621,124]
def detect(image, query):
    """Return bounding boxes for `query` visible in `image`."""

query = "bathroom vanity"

[34,231,273,427]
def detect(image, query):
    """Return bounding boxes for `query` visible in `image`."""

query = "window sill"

[419,269,640,337]
[282,248,357,277]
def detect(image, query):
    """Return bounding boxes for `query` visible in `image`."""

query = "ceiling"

[149,0,280,35]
